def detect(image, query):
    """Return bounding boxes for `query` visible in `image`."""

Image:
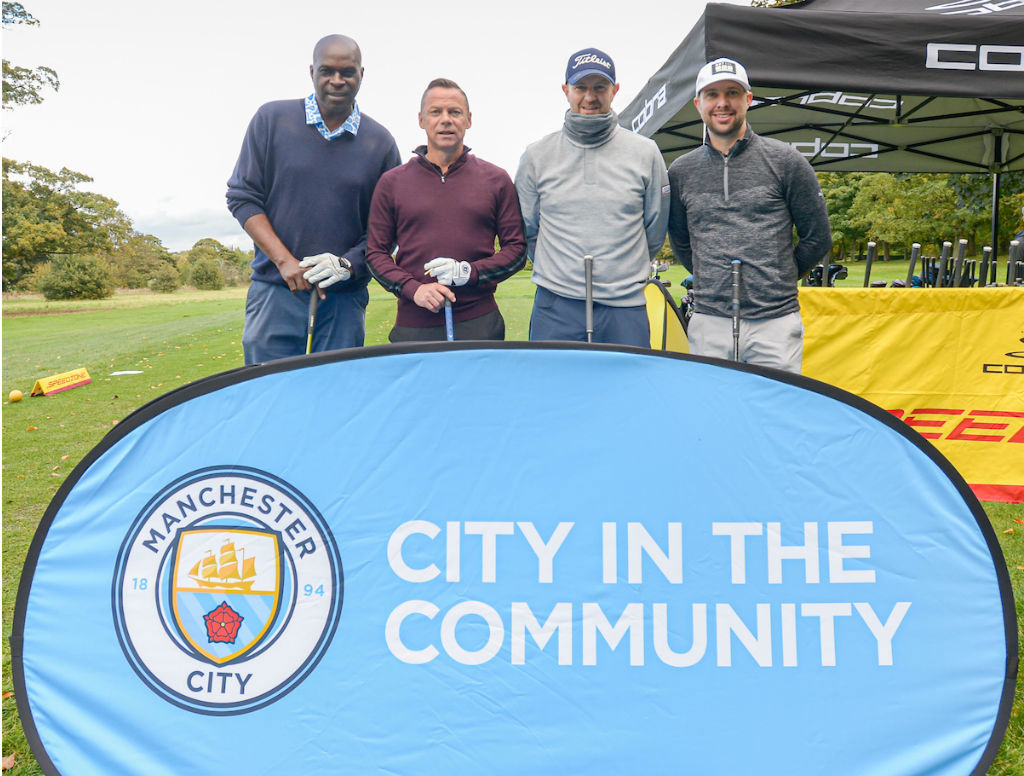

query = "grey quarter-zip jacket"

[516,110,669,307]
[667,128,832,319]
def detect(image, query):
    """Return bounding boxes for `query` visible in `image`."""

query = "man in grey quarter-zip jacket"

[667,58,831,373]
[516,47,669,347]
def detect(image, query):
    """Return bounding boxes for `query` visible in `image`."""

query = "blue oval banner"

[13,344,1016,775]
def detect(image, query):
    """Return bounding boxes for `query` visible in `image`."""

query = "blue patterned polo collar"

[305,93,361,140]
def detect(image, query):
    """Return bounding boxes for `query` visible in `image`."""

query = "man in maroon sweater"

[366,79,527,341]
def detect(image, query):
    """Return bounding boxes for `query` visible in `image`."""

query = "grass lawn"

[2,273,1022,774]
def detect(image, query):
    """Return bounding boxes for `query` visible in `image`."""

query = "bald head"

[310,34,364,128]
[313,35,361,68]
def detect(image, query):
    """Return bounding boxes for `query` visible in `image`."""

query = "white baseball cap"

[695,58,751,95]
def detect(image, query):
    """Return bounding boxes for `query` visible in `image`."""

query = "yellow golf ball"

[9,389,23,402]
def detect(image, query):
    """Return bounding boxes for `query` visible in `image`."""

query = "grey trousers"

[687,310,804,373]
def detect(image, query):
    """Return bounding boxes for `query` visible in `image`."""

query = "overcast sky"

[1,0,747,252]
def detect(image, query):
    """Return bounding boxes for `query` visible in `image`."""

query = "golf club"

[584,254,594,344]
[863,241,877,288]
[964,259,977,287]
[1010,240,1021,286]
[936,241,952,287]
[906,243,920,288]
[305,290,320,355]
[981,246,992,286]
[952,239,967,287]
[731,259,741,361]
[444,297,454,342]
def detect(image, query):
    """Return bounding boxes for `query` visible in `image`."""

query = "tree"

[2,159,135,288]
[2,2,59,110]
[844,173,961,257]
[819,171,1023,259]
[176,237,251,287]
[149,263,181,293]
[106,233,175,288]
[35,254,114,300]
[949,172,1024,252]
[817,172,869,260]
[190,256,224,290]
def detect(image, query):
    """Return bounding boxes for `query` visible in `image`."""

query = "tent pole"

[991,172,1001,263]
[991,132,1002,260]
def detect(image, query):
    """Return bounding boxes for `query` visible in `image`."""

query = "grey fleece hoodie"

[667,128,832,319]
[515,111,669,307]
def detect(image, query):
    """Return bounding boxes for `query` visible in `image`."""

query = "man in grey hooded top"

[515,47,669,347]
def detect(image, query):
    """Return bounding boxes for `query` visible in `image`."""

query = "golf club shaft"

[731,259,741,361]
[584,254,594,344]
[305,290,320,355]
[906,243,920,288]
[444,298,454,342]
[936,241,951,287]
[953,239,967,287]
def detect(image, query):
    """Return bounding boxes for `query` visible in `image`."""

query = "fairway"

[2,272,1022,775]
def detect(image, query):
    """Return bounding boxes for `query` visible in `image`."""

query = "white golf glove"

[424,257,471,287]
[300,252,352,288]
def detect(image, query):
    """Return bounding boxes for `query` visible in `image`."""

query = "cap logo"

[573,53,612,71]
[712,62,737,75]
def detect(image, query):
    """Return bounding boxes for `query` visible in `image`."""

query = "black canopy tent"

[620,0,1024,255]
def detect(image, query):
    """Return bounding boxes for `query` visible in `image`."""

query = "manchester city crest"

[112,466,343,714]
[172,528,282,664]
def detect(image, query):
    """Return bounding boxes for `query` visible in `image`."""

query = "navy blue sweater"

[226,99,401,290]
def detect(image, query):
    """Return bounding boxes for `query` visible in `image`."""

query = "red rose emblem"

[204,601,244,644]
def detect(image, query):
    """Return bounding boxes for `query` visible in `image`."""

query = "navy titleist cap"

[565,48,615,85]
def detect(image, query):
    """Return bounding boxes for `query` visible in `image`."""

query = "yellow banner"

[31,368,92,397]
[801,287,1024,502]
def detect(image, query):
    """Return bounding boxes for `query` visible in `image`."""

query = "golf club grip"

[731,259,741,361]
[305,291,320,355]
[584,255,594,343]
[442,296,454,343]
[981,246,992,287]
[444,298,454,342]
[907,243,920,288]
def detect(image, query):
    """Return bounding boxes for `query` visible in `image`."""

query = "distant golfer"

[227,34,401,363]
[366,78,526,342]
[667,57,831,373]
[515,47,669,347]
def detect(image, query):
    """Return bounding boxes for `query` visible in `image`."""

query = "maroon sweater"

[366,147,527,327]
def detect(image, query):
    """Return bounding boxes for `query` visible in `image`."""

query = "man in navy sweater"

[227,34,401,363]
[366,79,526,341]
